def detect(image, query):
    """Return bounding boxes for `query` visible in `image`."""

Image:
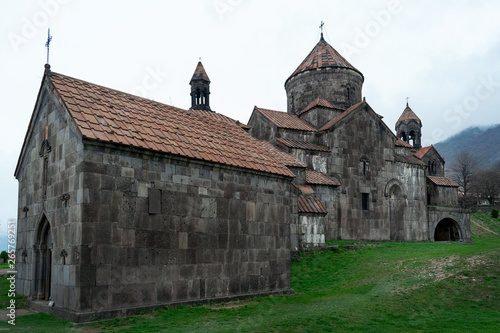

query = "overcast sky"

[1,0,499,235]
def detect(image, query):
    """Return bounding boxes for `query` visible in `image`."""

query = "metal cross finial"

[45,28,52,64]
[406,96,409,107]
[320,21,325,35]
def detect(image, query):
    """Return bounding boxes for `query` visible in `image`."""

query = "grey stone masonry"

[15,80,294,321]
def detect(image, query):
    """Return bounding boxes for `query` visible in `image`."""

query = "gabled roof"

[394,154,426,166]
[414,145,445,162]
[396,104,421,126]
[427,176,459,187]
[40,71,294,178]
[395,138,413,148]
[306,170,340,186]
[252,106,317,131]
[414,145,432,159]
[276,138,330,152]
[298,97,336,115]
[286,35,363,84]
[258,140,306,168]
[292,183,315,194]
[190,61,210,83]
[318,100,364,131]
[298,195,328,214]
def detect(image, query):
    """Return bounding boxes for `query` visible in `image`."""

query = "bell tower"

[396,101,422,148]
[190,61,211,111]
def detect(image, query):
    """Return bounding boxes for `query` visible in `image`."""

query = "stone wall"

[247,111,278,143]
[428,183,459,207]
[15,81,84,308]
[75,142,294,317]
[428,206,472,242]
[299,107,342,129]
[298,214,325,250]
[321,104,428,241]
[285,68,363,115]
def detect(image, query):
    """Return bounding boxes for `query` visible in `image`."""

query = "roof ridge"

[298,97,336,115]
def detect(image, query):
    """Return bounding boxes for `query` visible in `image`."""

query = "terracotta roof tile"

[318,101,364,131]
[394,154,426,166]
[276,138,330,152]
[298,195,328,214]
[298,97,336,115]
[49,72,294,178]
[253,107,316,131]
[306,170,340,186]
[414,145,432,159]
[286,35,363,85]
[427,176,459,187]
[395,138,413,148]
[396,105,421,125]
[292,184,315,194]
[259,141,307,168]
[190,61,210,83]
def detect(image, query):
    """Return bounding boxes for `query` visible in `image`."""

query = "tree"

[0,251,7,263]
[472,169,500,205]
[450,150,479,207]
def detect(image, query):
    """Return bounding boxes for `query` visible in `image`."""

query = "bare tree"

[471,169,500,205]
[450,150,479,206]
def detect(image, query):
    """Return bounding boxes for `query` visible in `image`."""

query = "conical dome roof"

[286,34,363,84]
[190,61,210,83]
[396,104,421,126]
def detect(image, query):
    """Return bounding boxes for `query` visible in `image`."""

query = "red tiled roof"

[258,141,306,168]
[190,61,210,83]
[396,105,421,125]
[188,108,251,129]
[414,145,445,162]
[318,101,364,131]
[306,170,340,186]
[427,176,459,187]
[253,107,316,131]
[286,35,363,84]
[48,72,294,177]
[414,145,432,159]
[395,138,413,148]
[394,154,426,166]
[299,97,336,115]
[298,195,328,214]
[292,183,315,194]
[276,138,330,152]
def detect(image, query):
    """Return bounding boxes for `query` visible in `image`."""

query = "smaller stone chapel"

[15,33,470,321]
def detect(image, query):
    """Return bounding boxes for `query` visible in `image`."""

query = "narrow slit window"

[362,193,369,211]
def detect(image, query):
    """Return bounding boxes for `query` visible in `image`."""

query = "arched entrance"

[389,184,405,241]
[434,218,461,241]
[34,216,52,301]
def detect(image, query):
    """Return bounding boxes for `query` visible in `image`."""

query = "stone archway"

[389,184,405,241]
[34,215,53,301]
[434,218,461,241]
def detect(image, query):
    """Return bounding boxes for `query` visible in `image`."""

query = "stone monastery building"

[15,33,471,321]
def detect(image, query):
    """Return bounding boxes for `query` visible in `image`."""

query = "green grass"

[1,213,499,332]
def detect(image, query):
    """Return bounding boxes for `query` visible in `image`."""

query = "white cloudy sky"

[1,0,499,234]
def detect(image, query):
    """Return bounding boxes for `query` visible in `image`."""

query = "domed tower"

[190,61,211,111]
[285,33,364,115]
[396,102,422,148]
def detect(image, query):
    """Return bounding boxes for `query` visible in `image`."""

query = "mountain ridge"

[434,124,500,171]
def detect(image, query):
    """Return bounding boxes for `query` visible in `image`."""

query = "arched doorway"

[434,218,461,241]
[34,216,52,301]
[389,184,405,241]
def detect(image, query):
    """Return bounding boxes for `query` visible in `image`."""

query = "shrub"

[0,251,7,263]
[492,209,499,219]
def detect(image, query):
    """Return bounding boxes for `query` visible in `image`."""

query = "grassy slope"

[1,214,499,332]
